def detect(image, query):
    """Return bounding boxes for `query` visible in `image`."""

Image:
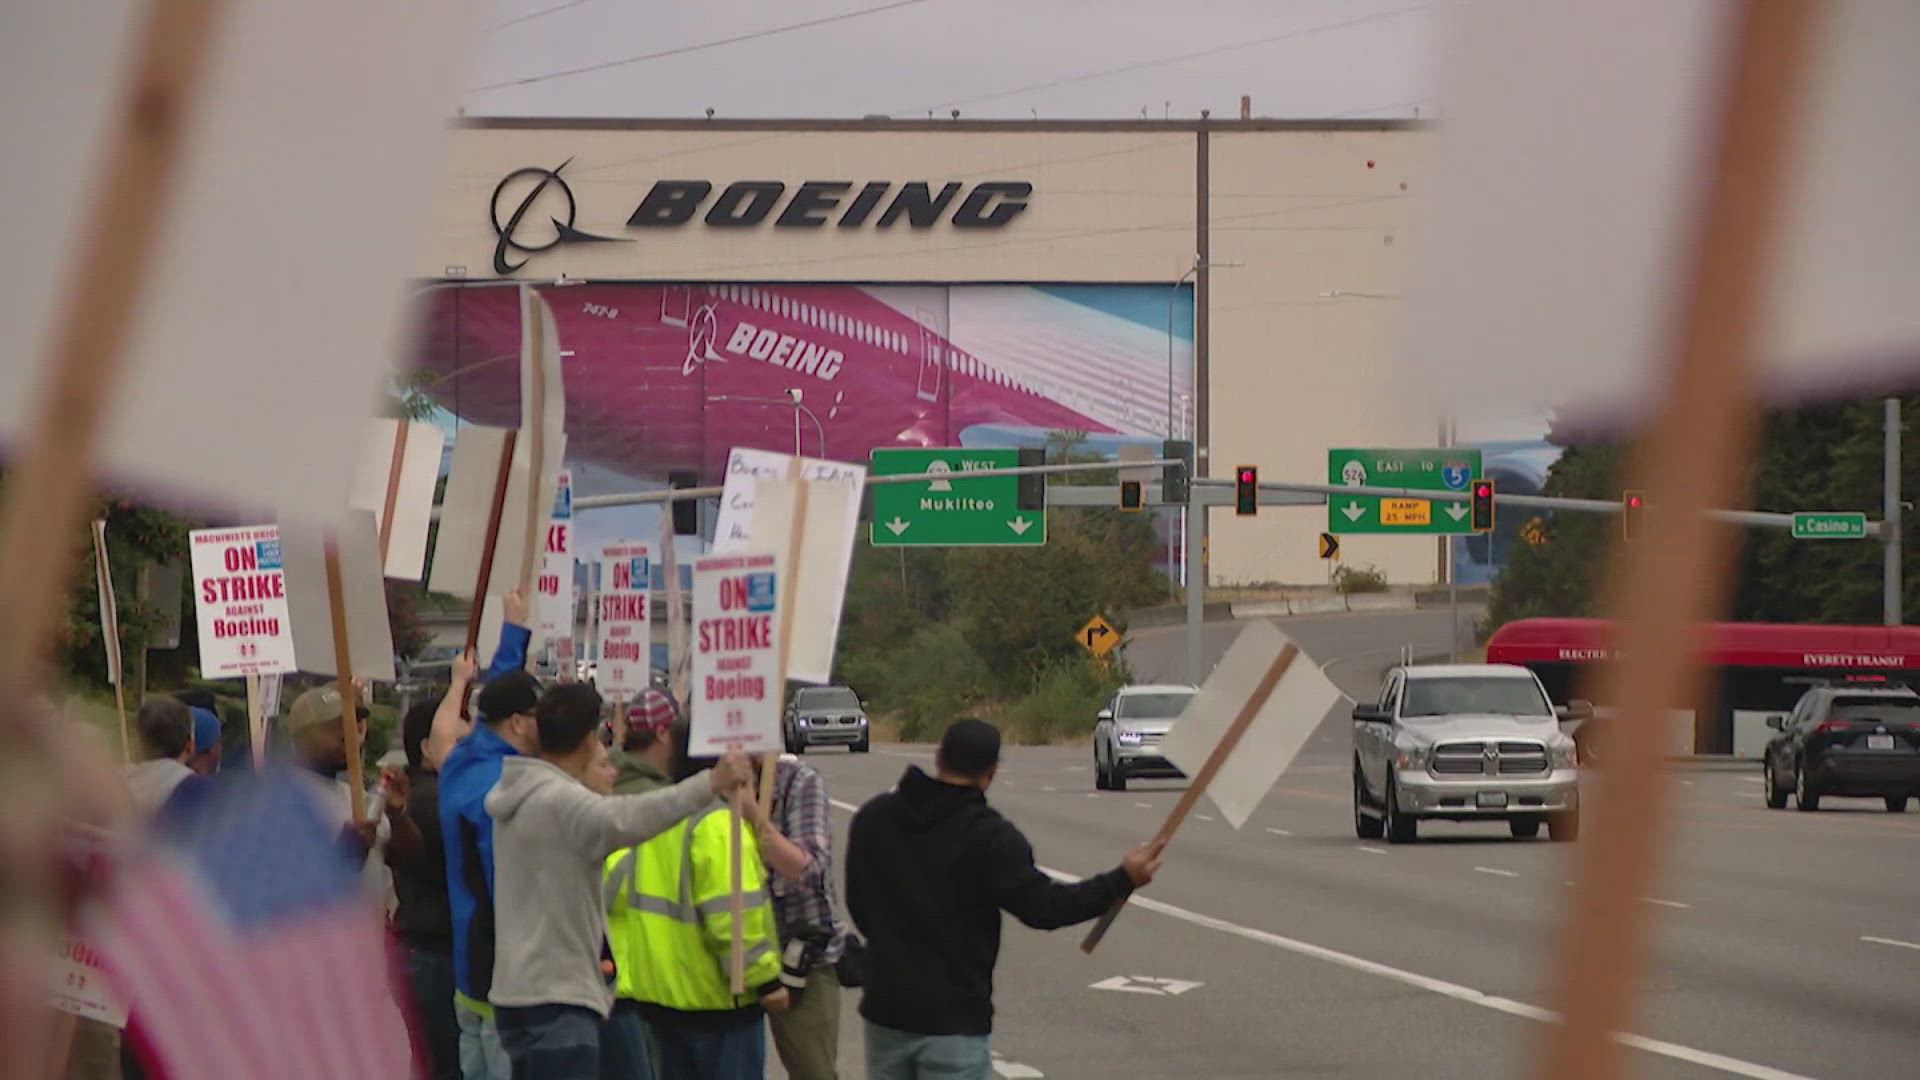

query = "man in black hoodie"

[846,719,1162,1079]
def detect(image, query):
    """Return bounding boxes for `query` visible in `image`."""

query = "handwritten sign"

[711,448,865,555]
[596,542,652,697]
[48,935,127,1027]
[189,526,296,677]
[690,551,784,755]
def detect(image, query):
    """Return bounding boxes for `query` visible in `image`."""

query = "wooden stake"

[729,796,747,995]
[1081,643,1298,953]
[91,521,129,762]
[245,673,266,769]
[0,3,225,1073]
[324,537,366,823]
[518,288,549,594]
[378,418,409,566]
[464,428,519,657]
[1535,5,1825,1079]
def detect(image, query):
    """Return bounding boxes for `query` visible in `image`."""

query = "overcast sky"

[461,0,1435,120]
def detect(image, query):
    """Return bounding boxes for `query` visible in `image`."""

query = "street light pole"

[1887,397,1903,625]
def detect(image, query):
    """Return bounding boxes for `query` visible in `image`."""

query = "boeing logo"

[490,159,627,275]
[487,167,1031,275]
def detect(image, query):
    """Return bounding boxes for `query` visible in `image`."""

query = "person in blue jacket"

[435,588,538,1080]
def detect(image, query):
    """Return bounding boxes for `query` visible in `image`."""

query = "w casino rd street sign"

[1327,448,1483,535]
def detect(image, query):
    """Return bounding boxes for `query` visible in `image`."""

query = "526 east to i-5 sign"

[1326,448,1483,535]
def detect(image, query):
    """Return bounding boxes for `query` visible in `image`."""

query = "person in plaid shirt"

[744,753,850,1080]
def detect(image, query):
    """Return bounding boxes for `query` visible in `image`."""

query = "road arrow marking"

[1089,975,1203,997]
[1007,516,1033,535]
[1342,502,1365,522]
[1444,504,1470,521]
[885,517,910,535]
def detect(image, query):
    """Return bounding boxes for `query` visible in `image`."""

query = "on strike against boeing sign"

[595,542,651,698]
[188,526,297,677]
[690,551,783,756]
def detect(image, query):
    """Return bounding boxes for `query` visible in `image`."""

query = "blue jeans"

[403,947,461,1080]
[496,1003,601,1080]
[864,1021,991,1080]
[456,997,511,1080]
[599,1003,656,1080]
[651,1015,764,1080]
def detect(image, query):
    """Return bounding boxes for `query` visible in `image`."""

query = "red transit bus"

[1484,618,1920,757]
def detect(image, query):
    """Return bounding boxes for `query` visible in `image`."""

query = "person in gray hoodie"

[485,682,751,1079]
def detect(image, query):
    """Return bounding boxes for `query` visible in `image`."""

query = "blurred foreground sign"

[1402,1,1920,429]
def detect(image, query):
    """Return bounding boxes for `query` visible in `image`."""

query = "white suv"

[1352,664,1583,843]
[1093,684,1196,791]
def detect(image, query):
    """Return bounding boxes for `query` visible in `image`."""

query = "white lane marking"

[1739,777,1764,784]
[1265,827,1293,836]
[1042,786,1058,792]
[1134,802,1152,809]
[1089,975,1202,996]
[993,1054,1044,1078]
[830,799,862,813]
[1196,813,1215,822]
[1356,846,1387,855]
[1084,792,1100,798]
[1474,867,1519,878]
[1032,866,1815,1080]
[1862,935,1920,951]
[1681,780,1695,786]
[1641,897,1691,910]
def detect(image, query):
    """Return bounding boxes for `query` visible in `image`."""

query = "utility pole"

[1886,398,1903,625]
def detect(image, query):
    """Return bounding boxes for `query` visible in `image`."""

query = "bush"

[842,621,994,743]
[1000,657,1126,745]
[1333,564,1389,594]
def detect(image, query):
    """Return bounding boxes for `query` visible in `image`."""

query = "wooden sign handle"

[464,428,519,658]
[377,418,409,566]
[518,288,550,595]
[1081,643,1298,953]
[323,536,366,823]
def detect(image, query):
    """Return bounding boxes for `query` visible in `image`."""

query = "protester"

[437,592,534,1080]
[610,689,679,795]
[283,682,386,860]
[847,719,1163,1080]
[386,659,478,1080]
[123,698,202,817]
[747,751,851,1080]
[485,682,750,1078]
[604,720,787,1080]
[185,707,223,776]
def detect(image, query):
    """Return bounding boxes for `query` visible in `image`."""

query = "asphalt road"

[775,611,1920,1079]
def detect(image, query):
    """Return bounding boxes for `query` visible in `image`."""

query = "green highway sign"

[868,448,1044,547]
[1327,448,1483,535]
[1791,511,1868,540]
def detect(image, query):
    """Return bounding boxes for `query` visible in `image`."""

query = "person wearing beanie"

[186,707,223,776]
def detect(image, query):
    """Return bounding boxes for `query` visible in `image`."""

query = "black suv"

[1762,684,1920,812]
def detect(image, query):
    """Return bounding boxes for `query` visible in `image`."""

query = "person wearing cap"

[439,645,547,1077]
[186,706,223,776]
[610,688,679,796]
[847,719,1165,1080]
[284,681,387,864]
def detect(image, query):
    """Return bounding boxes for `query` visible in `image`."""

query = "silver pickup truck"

[1352,663,1585,844]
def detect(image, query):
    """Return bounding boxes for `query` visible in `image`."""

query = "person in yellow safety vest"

[603,720,789,1080]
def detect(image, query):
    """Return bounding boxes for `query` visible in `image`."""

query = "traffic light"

[668,470,699,535]
[1470,479,1495,532]
[1119,480,1144,511]
[1162,439,1193,505]
[1016,447,1045,511]
[1622,489,1646,541]
[1235,465,1258,516]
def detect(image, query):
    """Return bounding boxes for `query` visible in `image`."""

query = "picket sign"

[1081,636,1303,954]
[595,543,652,697]
[536,469,576,678]
[89,520,129,760]
[348,417,445,581]
[188,527,297,679]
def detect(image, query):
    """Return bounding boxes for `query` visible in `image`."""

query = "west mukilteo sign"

[489,161,1031,274]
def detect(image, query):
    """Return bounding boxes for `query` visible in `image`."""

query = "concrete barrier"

[1226,592,1420,619]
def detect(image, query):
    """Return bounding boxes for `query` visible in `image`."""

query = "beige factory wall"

[1205,128,1437,587]
[426,119,1436,586]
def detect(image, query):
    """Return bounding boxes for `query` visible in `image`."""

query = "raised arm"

[424,649,477,771]
[483,587,532,680]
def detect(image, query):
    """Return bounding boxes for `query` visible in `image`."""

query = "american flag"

[85,769,415,1078]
